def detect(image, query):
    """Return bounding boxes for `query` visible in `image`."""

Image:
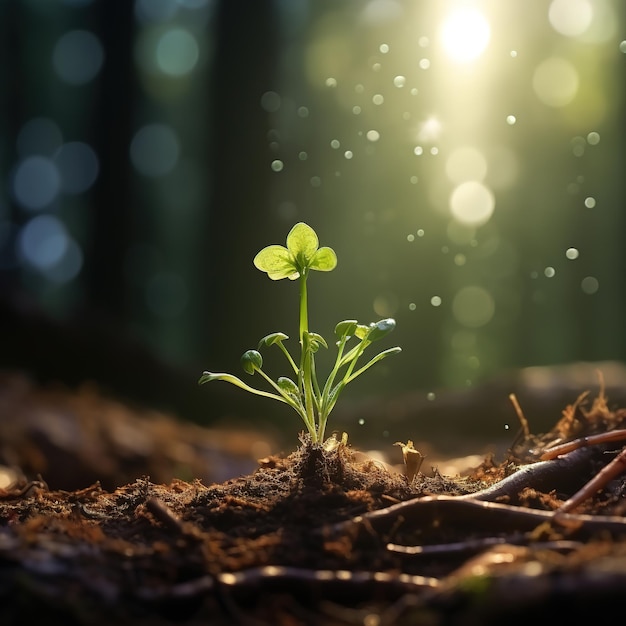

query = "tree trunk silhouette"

[202,0,285,373]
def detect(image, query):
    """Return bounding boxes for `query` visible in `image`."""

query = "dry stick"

[538,430,626,514]
[509,392,530,444]
[137,567,439,601]
[218,565,439,592]
[540,429,626,460]
[555,446,626,515]
[386,535,583,557]
[329,494,626,540]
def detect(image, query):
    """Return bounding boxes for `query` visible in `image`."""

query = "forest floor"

[1,371,626,625]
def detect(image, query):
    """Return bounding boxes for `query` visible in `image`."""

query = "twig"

[554,446,626,515]
[509,392,530,443]
[328,494,626,539]
[217,565,439,593]
[540,429,626,460]
[387,535,582,556]
[144,497,204,542]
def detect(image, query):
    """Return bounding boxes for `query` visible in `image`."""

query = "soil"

[1,372,626,625]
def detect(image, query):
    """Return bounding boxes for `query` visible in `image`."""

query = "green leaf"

[241,349,263,374]
[286,222,319,260]
[345,346,402,383]
[258,332,289,348]
[367,318,396,342]
[277,376,300,396]
[199,371,287,403]
[305,331,328,352]
[253,245,299,280]
[354,324,371,340]
[335,320,358,339]
[309,246,337,272]
[198,371,222,385]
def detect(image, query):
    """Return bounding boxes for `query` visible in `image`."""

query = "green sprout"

[199,222,401,444]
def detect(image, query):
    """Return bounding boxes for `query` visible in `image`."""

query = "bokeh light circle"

[156,28,199,76]
[53,30,104,85]
[13,156,61,211]
[18,215,68,270]
[549,0,593,37]
[452,286,495,328]
[449,181,495,226]
[130,124,180,177]
[445,147,488,184]
[532,57,579,107]
[55,142,99,194]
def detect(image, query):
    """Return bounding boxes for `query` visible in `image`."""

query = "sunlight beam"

[440,7,491,63]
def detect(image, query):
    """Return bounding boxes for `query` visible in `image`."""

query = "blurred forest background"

[0,0,625,438]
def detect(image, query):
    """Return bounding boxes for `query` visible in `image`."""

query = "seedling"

[199,222,401,443]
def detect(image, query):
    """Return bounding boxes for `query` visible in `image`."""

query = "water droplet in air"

[504,424,510,430]
[417,229,425,237]
[325,77,337,87]
[358,418,365,425]
[409,302,416,311]
[407,234,415,242]
[393,75,406,88]
[330,139,340,149]
[379,43,389,53]
[372,94,384,105]
[271,160,283,172]
[565,247,579,260]
[344,151,353,159]
[544,266,556,278]
[620,41,626,53]
[414,146,423,155]
[366,130,380,142]
[430,296,442,307]
[506,115,516,125]
[427,392,436,401]
[419,58,430,69]
[584,197,596,208]
[586,131,600,145]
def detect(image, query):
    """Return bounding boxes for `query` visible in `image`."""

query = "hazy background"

[0,0,625,446]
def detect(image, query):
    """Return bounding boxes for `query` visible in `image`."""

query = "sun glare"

[440,7,491,63]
